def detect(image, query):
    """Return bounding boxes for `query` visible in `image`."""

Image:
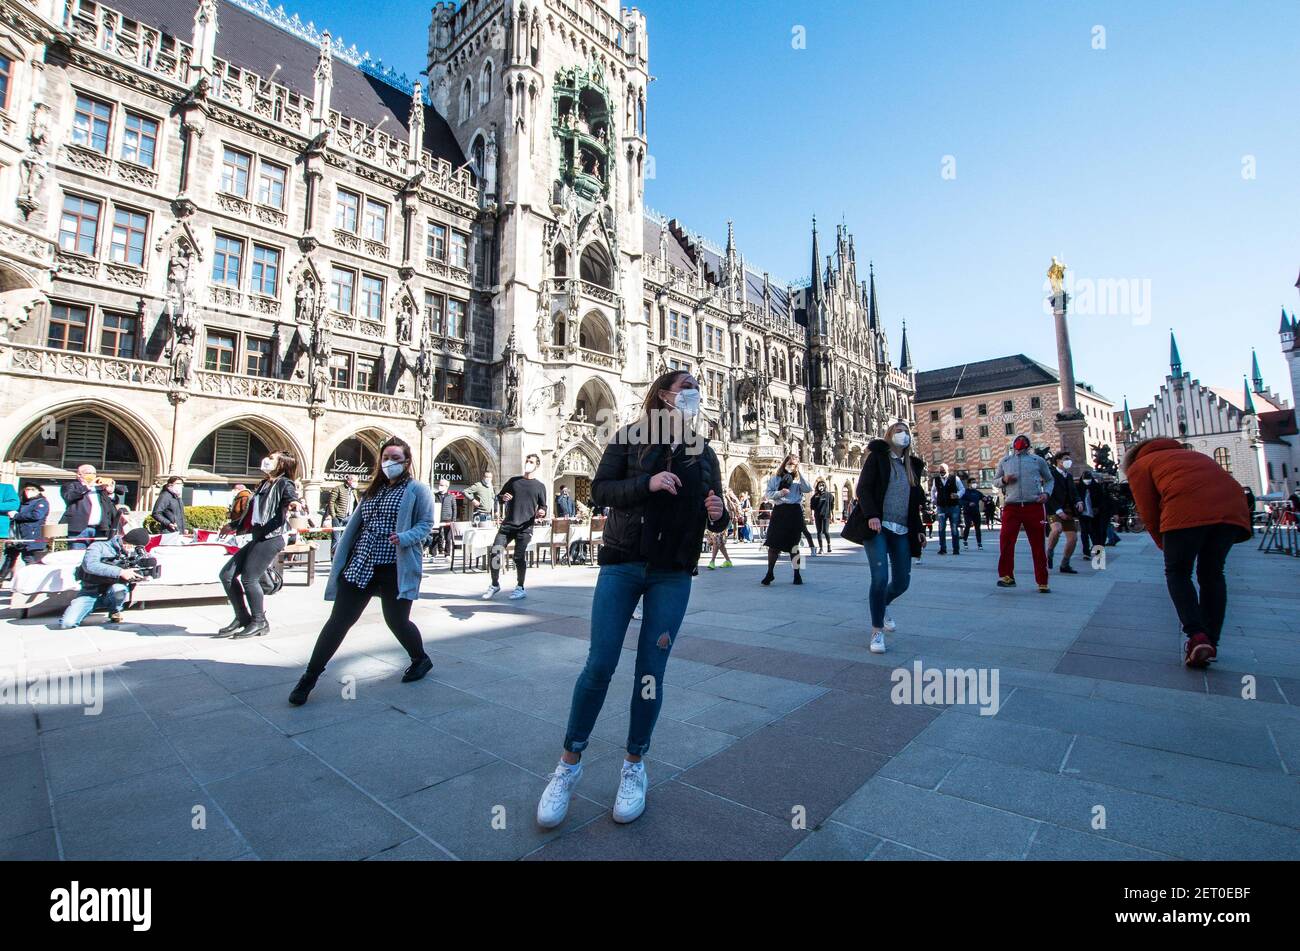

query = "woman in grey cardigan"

[289,437,435,706]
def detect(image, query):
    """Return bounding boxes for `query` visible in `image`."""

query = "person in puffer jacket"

[1124,438,1252,668]
[536,370,728,831]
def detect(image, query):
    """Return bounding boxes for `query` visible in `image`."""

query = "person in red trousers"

[994,435,1056,593]
[1123,438,1253,668]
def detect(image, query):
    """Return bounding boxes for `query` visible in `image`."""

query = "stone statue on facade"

[295,275,320,325]
[170,336,193,386]
[396,301,413,345]
[501,332,523,424]
[17,102,53,219]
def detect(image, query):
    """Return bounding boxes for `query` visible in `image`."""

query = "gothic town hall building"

[0,0,914,517]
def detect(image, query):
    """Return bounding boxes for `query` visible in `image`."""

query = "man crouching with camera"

[59,527,159,629]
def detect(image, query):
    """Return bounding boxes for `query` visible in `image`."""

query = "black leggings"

[490,525,532,587]
[1162,523,1237,645]
[307,564,426,676]
[814,514,831,550]
[219,534,284,620]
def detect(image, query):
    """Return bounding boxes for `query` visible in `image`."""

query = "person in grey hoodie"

[994,435,1055,592]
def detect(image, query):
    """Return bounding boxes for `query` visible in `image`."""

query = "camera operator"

[59,527,156,629]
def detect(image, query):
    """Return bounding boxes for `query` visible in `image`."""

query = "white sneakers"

[481,584,500,600]
[536,759,648,828]
[883,613,897,633]
[870,631,887,654]
[536,761,582,829]
[509,586,527,600]
[612,761,648,824]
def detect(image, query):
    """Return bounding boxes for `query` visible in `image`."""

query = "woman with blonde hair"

[761,453,811,585]
[852,421,926,653]
[216,449,301,639]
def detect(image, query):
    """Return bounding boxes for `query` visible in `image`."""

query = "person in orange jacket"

[1123,438,1252,668]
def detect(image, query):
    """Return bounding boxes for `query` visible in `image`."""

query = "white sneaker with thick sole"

[509,586,527,600]
[481,585,500,600]
[869,631,887,654]
[536,761,582,828]
[612,761,647,824]
[883,613,897,633]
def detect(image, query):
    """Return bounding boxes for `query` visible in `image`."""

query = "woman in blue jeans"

[537,370,728,829]
[854,422,927,654]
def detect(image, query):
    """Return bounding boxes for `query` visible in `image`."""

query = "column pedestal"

[1055,412,1088,465]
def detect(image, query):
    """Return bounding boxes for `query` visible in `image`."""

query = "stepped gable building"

[0,0,914,519]
[1122,329,1298,497]
[914,353,1116,486]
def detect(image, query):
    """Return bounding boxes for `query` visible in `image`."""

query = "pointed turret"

[1281,307,1292,335]
[1251,348,1264,392]
[1169,330,1182,377]
[809,217,825,307]
[1122,396,1134,432]
[311,31,334,134]
[1242,377,1256,415]
[867,261,880,332]
[190,0,220,82]
[899,320,913,372]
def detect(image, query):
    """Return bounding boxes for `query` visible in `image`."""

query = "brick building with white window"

[914,354,1116,487]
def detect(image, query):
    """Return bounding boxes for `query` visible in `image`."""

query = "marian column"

[1048,257,1087,463]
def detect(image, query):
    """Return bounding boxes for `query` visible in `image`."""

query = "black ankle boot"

[232,615,269,639]
[288,671,319,706]
[402,656,433,683]
[215,616,250,637]
[793,570,803,585]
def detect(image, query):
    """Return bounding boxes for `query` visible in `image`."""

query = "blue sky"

[302,0,1299,411]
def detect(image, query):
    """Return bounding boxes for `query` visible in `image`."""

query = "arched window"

[554,246,568,278]
[471,134,486,186]
[578,312,612,353]
[578,243,613,288]
[1213,447,1232,474]
[460,78,473,121]
[480,61,493,106]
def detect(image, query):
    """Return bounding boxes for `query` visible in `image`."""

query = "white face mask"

[524,461,537,475]
[674,388,702,418]
[260,458,274,474]
[1082,478,1093,485]
[381,460,406,479]
[892,431,911,448]
[1062,459,1073,471]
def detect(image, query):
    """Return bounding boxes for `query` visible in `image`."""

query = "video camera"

[74,548,162,586]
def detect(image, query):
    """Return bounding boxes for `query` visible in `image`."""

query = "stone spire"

[899,320,913,372]
[189,0,219,82]
[311,31,334,134]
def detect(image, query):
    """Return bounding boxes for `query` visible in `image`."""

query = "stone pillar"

[1051,288,1087,462]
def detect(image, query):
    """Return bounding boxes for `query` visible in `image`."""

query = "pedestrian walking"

[216,450,301,638]
[536,370,727,828]
[810,479,834,552]
[994,435,1055,592]
[1,484,48,583]
[289,438,435,705]
[1076,469,1111,558]
[760,454,811,585]
[961,481,986,550]
[1044,451,1081,574]
[1124,438,1253,667]
[931,464,963,555]
[849,422,926,654]
[481,454,547,601]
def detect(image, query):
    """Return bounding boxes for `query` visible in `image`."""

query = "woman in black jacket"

[854,422,927,654]
[0,485,49,582]
[537,370,728,830]
[151,476,187,535]
[216,450,301,639]
[810,480,834,553]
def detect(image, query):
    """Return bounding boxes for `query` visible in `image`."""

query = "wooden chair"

[547,519,571,567]
[588,515,606,565]
[277,541,318,586]
[527,523,552,567]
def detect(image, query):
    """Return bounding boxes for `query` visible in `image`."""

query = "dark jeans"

[219,534,284,621]
[68,527,97,551]
[961,505,983,546]
[490,524,532,587]
[564,562,692,757]
[306,564,426,676]
[328,516,350,560]
[1162,523,1238,645]
[1079,514,1101,553]
[937,505,961,552]
[864,529,912,628]
[814,513,831,550]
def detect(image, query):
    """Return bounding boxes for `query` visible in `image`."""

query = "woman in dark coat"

[761,454,812,585]
[854,422,927,654]
[0,485,49,582]
[810,479,834,553]
[536,369,728,830]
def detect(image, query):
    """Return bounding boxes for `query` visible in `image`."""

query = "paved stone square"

[2,530,1298,861]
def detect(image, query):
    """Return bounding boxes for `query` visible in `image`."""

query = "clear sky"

[298,0,1299,412]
